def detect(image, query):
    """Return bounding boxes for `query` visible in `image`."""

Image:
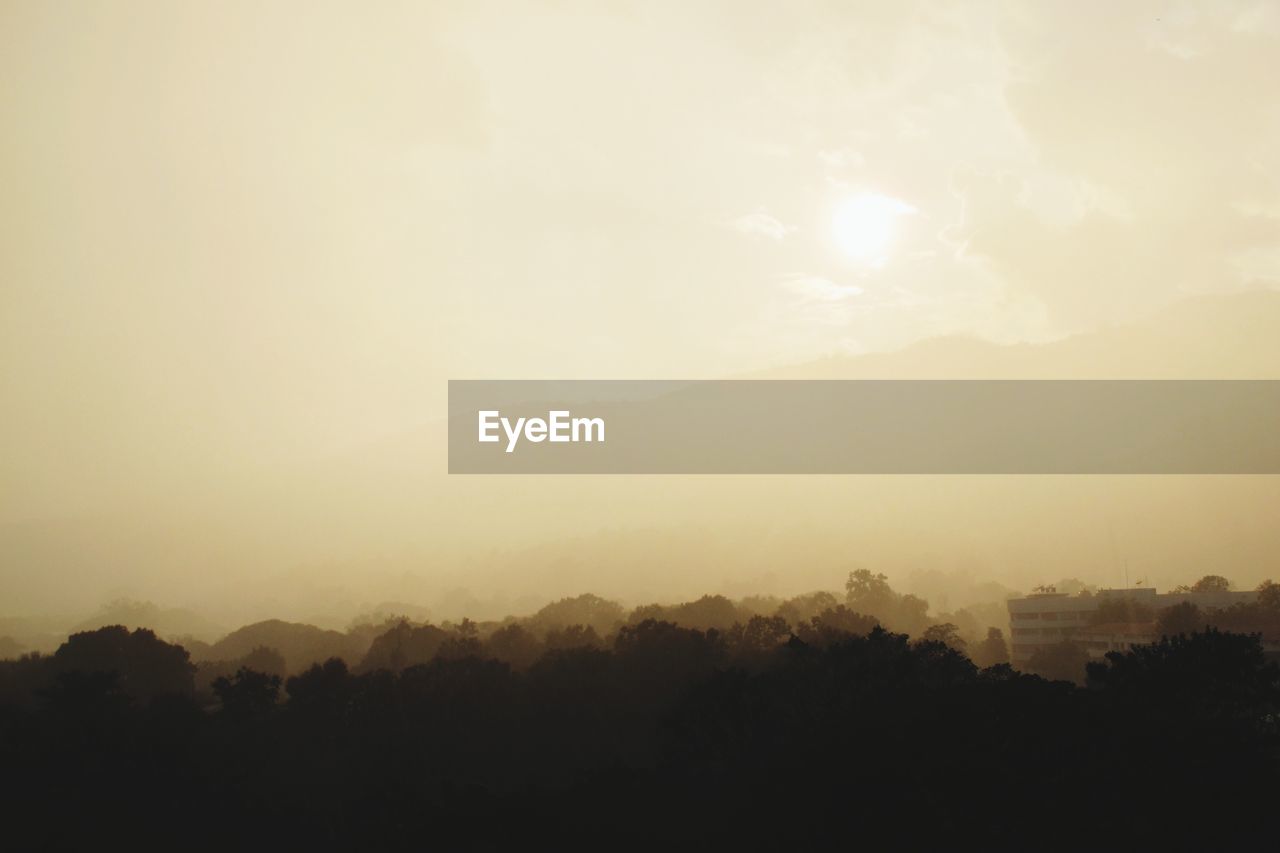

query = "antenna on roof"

[1108,521,1131,589]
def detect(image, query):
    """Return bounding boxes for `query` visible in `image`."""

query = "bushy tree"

[527,594,625,636]
[1086,628,1280,718]
[920,622,966,650]
[212,667,281,717]
[1173,574,1232,593]
[484,623,543,669]
[358,621,449,672]
[286,657,355,718]
[52,625,194,700]
[1025,640,1090,684]
[972,627,1009,667]
[544,624,603,651]
[774,591,840,627]
[1257,579,1280,611]
[1155,601,1205,637]
[724,615,790,660]
[844,569,930,635]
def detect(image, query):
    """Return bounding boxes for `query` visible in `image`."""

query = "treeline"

[1,569,1010,702]
[1026,577,1280,681]
[1,575,1278,847]
[1159,579,1280,636]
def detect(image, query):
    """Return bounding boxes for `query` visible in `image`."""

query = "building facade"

[1006,586,1257,666]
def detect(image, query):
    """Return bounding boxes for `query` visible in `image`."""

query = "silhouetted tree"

[1194,574,1232,592]
[212,667,281,718]
[1173,574,1232,593]
[195,645,287,693]
[1156,601,1205,637]
[774,590,839,627]
[792,605,878,647]
[358,620,449,672]
[811,605,878,635]
[527,594,625,636]
[972,627,1009,667]
[844,568,930,635]
[485,623,543,669]
[5,589,1280,849]
[286,657,354,719]
[666,595,742,631]
[1257,579,1280,611]
[921,622,967,650]
[544,623,603,651]
[436,633,484,660]
[41,669,129,716]
[51,625,194,700]
[1087,628,1280,719]
[1025,640,1090,684]
[724,614,790,661]
[845,567,894,605]
[614,619,722,700]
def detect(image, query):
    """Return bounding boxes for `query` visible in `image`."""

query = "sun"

[831,193,916,264]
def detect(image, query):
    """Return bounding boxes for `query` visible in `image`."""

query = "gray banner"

[448,380,1280,474]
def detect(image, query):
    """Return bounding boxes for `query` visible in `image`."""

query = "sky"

[2,2,1280,620]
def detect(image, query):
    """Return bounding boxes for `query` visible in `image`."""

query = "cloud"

[1231,246,1280,285]
[781,274,864,302]
[960,3,1280,327]
[818,147,866,171]
[731,210,796,241]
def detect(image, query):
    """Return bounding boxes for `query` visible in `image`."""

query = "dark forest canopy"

[2,573,1280,848]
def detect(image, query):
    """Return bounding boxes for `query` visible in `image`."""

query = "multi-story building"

[1006,586,1257,666]
[1073,622,1157,659]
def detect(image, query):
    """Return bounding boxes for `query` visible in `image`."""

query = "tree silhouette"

[844,568,930,635]
[1086,628,1280,718]
[51,625,194,700]
[921,622,967,650]
[484,623,543,669]
[212,667,281,718]
[4,589,1280,848]
[544,623,603,651]
[1156,601,1205,636]
[1257,579,1280,611]
[1026,639,1090,684]
[972,627,1009,667]
[1173,574,1232,593]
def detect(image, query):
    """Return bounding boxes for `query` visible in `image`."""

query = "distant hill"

[0,636,24,660]
[203,619,369,674]
[70,599,228,644]
[749,291,1280,379]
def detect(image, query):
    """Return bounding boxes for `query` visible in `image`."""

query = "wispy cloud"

[731,210,796,241]
[781,274,864,302]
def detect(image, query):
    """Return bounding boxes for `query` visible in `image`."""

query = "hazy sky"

[3,1,1279,526]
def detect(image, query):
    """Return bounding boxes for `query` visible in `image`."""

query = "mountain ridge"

[746,290,1280,380]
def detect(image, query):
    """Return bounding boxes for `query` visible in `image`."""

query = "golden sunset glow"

[1,1,1279,625]
[831,193,917,265]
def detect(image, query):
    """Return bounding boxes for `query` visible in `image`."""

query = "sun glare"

[832,193,916,264]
